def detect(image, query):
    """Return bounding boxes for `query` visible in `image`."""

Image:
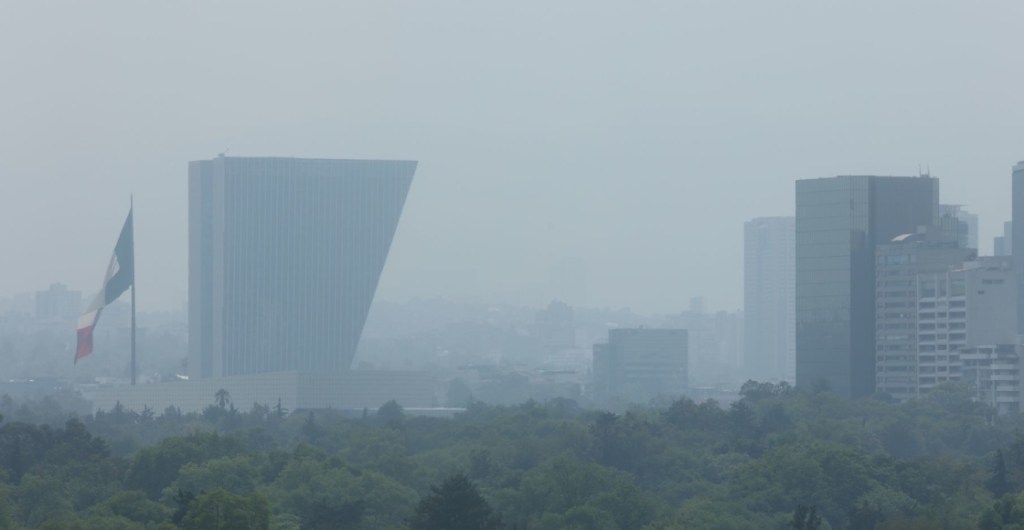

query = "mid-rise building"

[796,175,939,397]
[188,156,415,379]
[877,252,1017,404]
[591,328,688,406]
[874,235,975,401]
[910,257,1016,392]
[960,345,1023,415]
[744,217,795,383]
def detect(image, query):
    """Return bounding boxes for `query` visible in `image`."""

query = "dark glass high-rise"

[795,175,938,398]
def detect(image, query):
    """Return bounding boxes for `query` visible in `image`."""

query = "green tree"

[410,474,502,530]
[988,449,1010,498]
[215,389,232,409]
[92,490,171,526]
[377,400,405,427]
[789,505,822,530]
[181,488,269,530]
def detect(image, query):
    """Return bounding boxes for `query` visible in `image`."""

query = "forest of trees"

[2,382,1024,528]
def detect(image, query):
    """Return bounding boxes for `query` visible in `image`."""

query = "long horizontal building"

[93,370,440,414]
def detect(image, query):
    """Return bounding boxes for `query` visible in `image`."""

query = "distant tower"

[795,175,939,397]
[34,282,81,321]
[995,221,1012,257]
[939,204,978,249]
[188,157,415,379]
[1013,161,1024,334]
[744,217,795,383]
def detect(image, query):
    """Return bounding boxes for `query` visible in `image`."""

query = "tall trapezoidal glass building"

[188,156,415,380]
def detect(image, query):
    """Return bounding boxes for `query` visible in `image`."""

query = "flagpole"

[130,195,136,386]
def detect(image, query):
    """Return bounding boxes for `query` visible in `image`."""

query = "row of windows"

[919,333,967,341]
[919,311,967,319]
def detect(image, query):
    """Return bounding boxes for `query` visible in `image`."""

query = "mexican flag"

[75,208,134,363]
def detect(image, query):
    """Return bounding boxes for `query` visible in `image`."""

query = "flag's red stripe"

[75,325,95,364]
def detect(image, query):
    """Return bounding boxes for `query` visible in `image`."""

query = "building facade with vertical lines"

[188,156,415,380]
[743,216,795,384]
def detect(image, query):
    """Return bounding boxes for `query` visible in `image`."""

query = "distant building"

[664,304,743,387]
[34,283,81,321]
[960,345,1023,415]
[188,156,415,379]
[591,328,688,406]
[874,235,975,401]
[796,175,939,397]
[952,259,1021,414]
[994,221,1012,257]
[534,300,576,352]
[744,217,795,383]
[939,204,978,249]
[688,296,707,314]
[1014,161,1024,335]
[92,370,439,414]
[876,250,1018,406]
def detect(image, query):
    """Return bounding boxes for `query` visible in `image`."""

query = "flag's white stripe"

[77,309,99,330]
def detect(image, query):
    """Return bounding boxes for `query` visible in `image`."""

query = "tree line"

[0,382,1023,528]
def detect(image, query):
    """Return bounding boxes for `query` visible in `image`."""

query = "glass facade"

[795,176,938,397]
[1012,162,1024,334]
[744,217,795,383]
[188,156,415,379]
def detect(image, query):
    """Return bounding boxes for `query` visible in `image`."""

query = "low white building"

[960,345,1023,414]
[92,370,439,414]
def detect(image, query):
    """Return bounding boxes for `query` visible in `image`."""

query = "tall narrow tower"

[1012,161,1024,335]
[744,217,795,383]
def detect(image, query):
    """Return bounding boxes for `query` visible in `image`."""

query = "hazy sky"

[2,1,1023,314]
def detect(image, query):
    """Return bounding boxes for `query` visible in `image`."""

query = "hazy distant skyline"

[2,2,1023,314]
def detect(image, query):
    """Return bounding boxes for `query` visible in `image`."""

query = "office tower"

[874,236,974,401]
[995,222,1012,257]
[795,175,938,398]
[34,283,81,321]
[939,204,978,249]
[189,156,415,380]
[591,328,688,406]
[744,217,795,383]
[1014,161,1024,335]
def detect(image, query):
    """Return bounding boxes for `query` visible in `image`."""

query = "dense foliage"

[0,382,1023,528]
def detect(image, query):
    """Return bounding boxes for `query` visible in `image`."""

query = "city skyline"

[3,2,1024,315]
